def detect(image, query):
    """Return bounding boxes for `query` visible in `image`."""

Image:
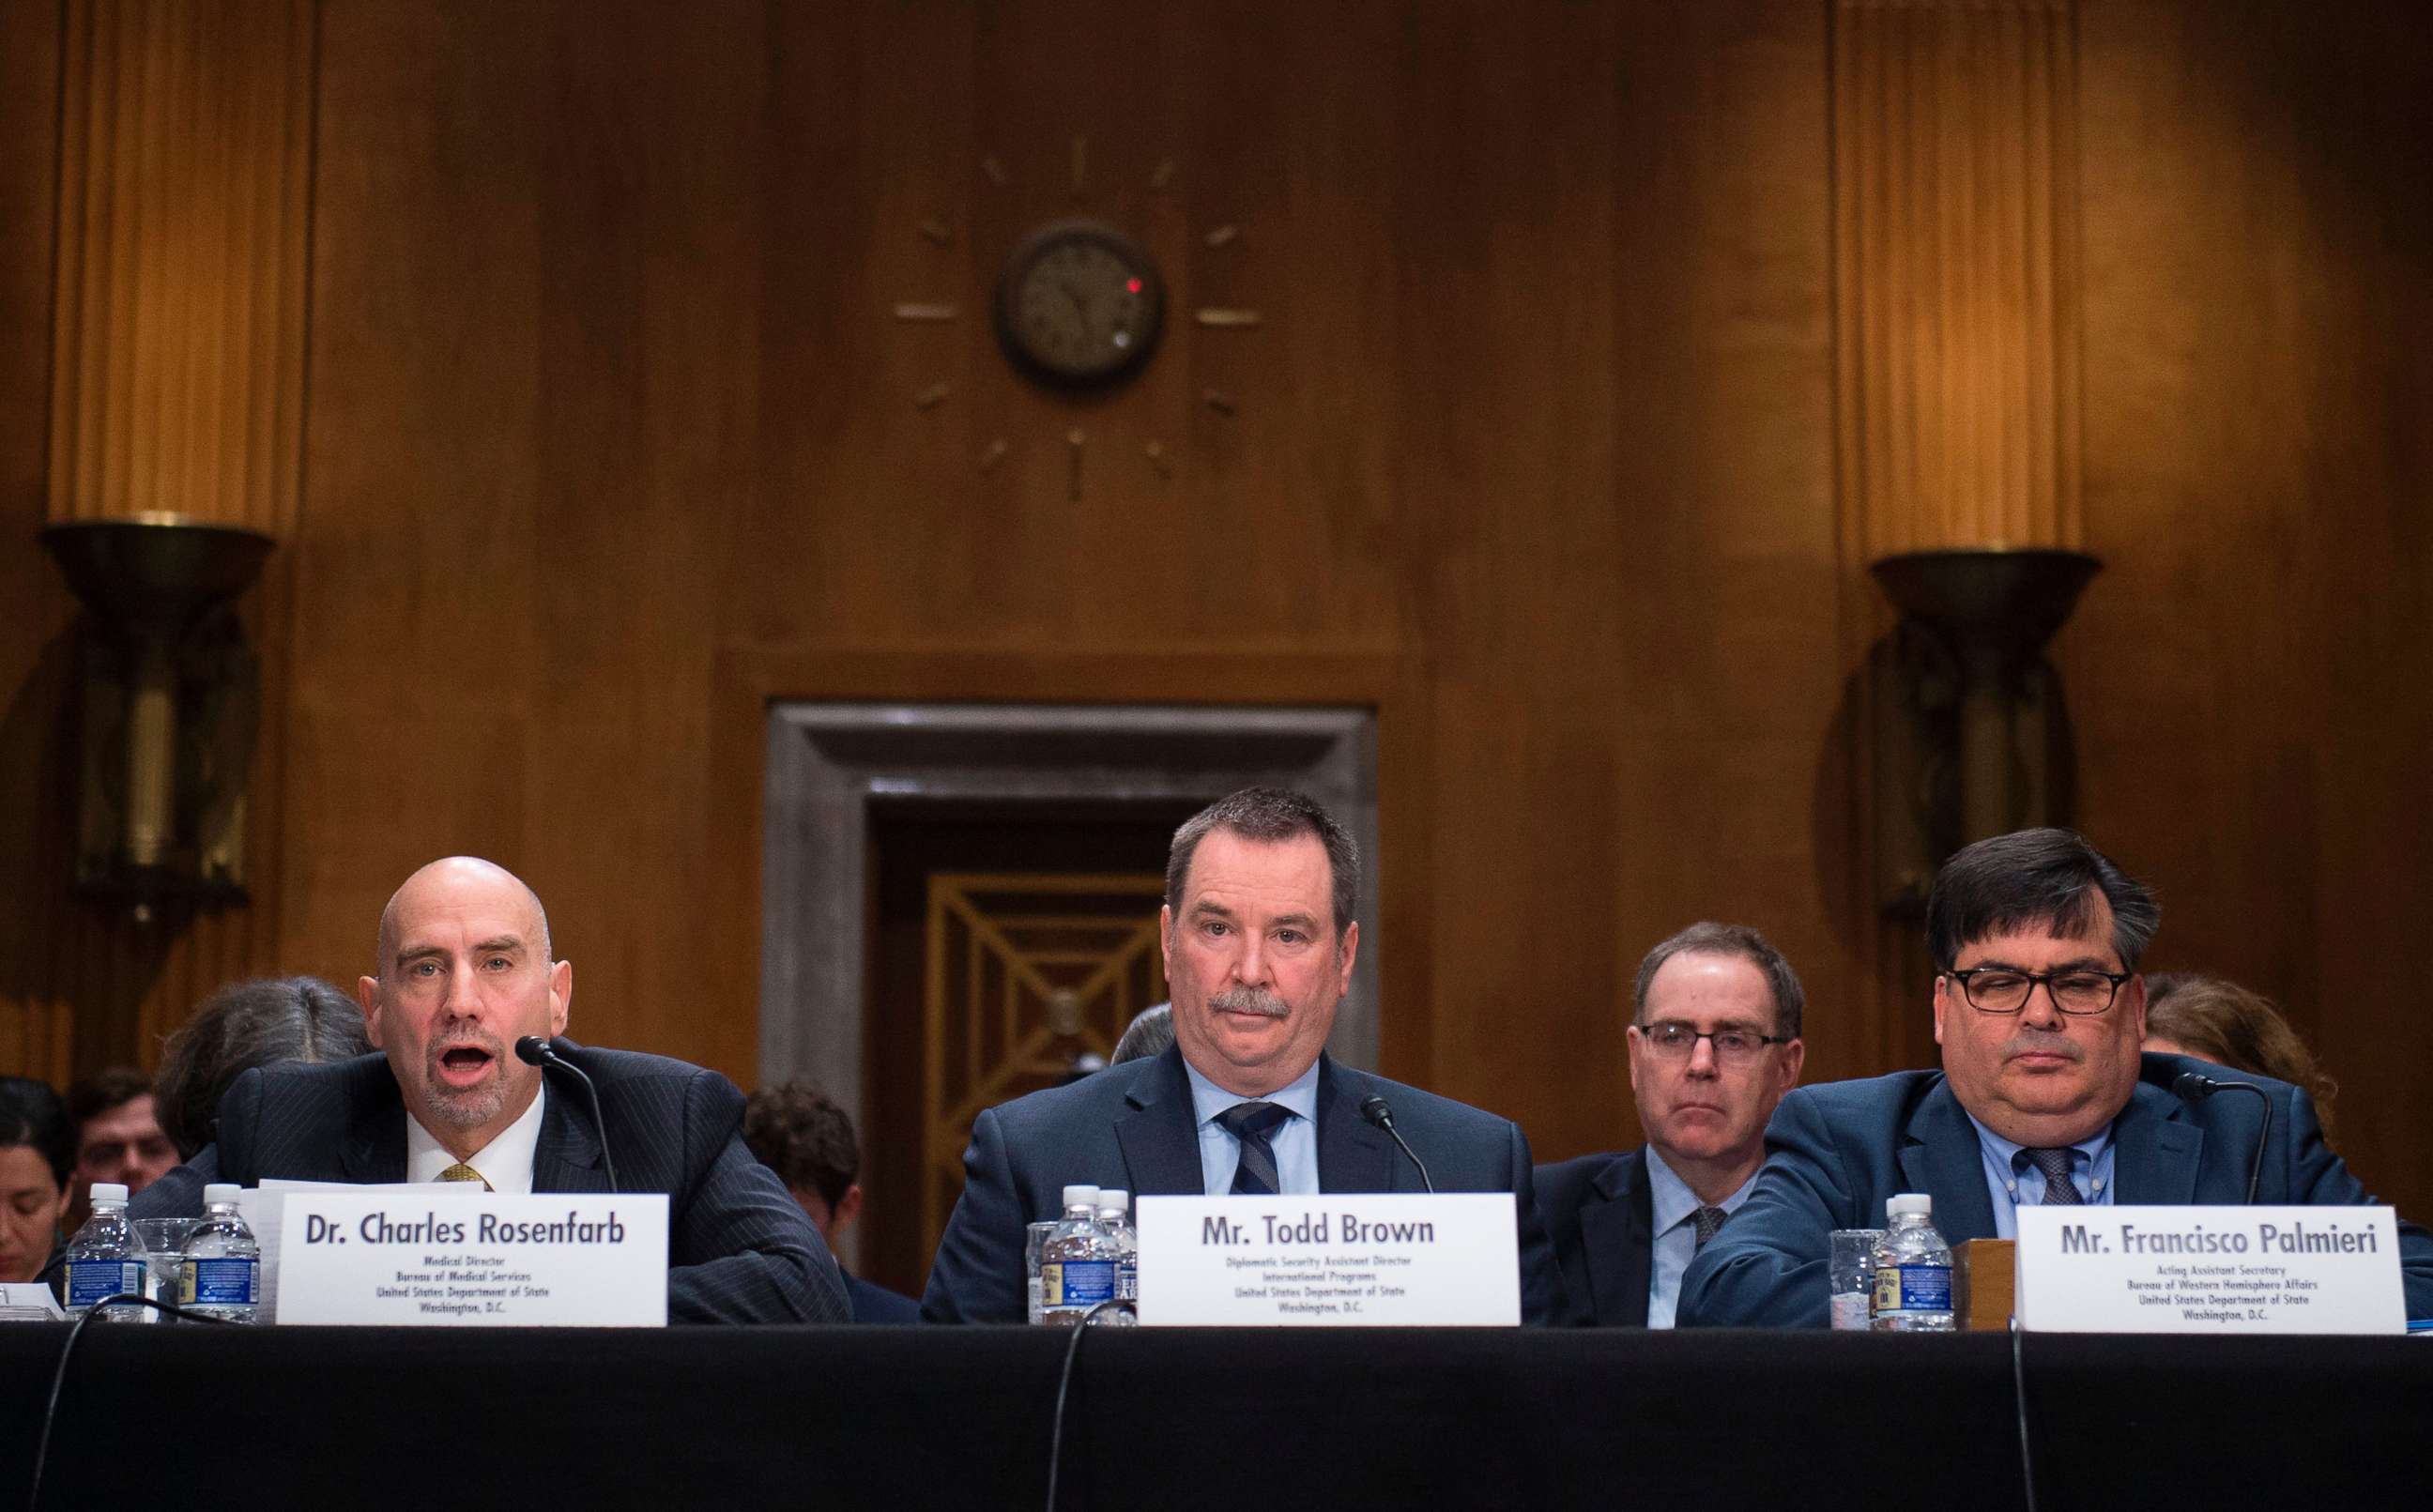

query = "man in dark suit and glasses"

[133,856,848,1324]
[1538,922,1805,1326]
[922,787,1565,1324]
[1680,827,2433,1326]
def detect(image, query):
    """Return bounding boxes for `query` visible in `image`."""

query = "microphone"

[2171,1069,2272,1205]
[1358,1095,1433,1194]
[515,1035,620,1193]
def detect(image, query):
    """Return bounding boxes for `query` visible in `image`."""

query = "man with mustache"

[131,857,848,1323]
[1679,827,2433,1325]
[922,787,1565,1324]
[1537,923,1804,1326]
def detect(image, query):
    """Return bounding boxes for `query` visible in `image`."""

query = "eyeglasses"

[1635,1021,1792,1067]
[1944,967,2131,1016]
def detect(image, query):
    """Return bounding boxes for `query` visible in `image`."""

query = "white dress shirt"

[404,1084,547,1193]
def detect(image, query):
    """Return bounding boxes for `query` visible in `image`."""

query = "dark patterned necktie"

[2020,1147,2084,1205]
[1217,1102,1293,1195]
[1691,1205,1727,1250]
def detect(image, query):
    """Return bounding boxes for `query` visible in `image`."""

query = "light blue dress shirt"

[1966,1112,2116,1239]
[1184,1057,1322,1196]
[1642,1147,1760,1330]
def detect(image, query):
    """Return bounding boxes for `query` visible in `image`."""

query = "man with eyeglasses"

[1679,827,2433,1326]
[1537,923,1805,1326]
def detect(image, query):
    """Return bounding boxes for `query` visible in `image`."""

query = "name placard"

[276,1191,668,1327]
[1134,1194,1519,1326]
[2015,1205,2405,1334]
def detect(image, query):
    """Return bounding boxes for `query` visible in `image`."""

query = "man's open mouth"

[436,1046,496,1085]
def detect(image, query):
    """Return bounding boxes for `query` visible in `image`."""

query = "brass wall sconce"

[1868,546,2103,915]
[40,513,277,923]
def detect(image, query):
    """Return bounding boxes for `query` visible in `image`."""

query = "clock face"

[993,219,1165,388]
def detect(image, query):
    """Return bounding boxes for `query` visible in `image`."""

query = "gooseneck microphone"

[1358,1095,1434,1194]
[515,1035,620,1193]
[2171,1069,2272,1205]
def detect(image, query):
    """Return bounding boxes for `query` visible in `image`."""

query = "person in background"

[2144,971,2338,1139]
[59,1066,176,1238]
[1538,923,1806,1326]
[742,1082,920,1323]
[1110,1001,1173,1065]
[0,1077,73,1284]
[154,976,375,1161]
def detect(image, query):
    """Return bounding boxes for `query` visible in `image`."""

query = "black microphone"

[515,1035,619,1193]
[2171,1069,2272,1206]
[1358,1095,1433,1194]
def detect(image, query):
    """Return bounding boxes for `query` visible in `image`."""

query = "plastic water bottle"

[62,1183,147,1321]
[178,1184,262,1324]
[1040,1184,1115,1326]
[1092,1189,1138,1326]
[1870,1193,1953,1331]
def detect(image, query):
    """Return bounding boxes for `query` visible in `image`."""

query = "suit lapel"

[1315,1059,1399,1194]
[531,1083,610,1193]
[2111,1082,2202,1204]
[337,1071,408,1184]
[1900,1080,1998,1242]
[1580,1151,1654,1327]
[1113,1048,1208,1198]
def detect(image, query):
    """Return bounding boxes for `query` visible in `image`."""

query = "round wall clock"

[992,218,1166,389]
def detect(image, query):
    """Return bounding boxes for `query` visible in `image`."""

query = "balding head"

[375,857,552,982]
[360,857,570,1162]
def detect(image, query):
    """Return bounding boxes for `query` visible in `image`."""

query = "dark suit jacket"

[847,1271,922,1324]
[921,1046,1567,1325]
[1678,1053,2433,1327]
[129,1044,849,1324]
[1535,1147,1654,1327]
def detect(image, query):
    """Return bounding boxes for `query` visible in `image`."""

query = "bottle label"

[1117,1261,1138,1303]
[1052,1260,1117,1307]
[1873,1262,1951,1315]
[66,1260,144,1310]
[181,1256,259,1306]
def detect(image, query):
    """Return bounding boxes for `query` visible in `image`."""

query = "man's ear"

[1334,920,1359,995]
[549,959,573,1036]
[1931,974,1951,1047]
[358,975,386,1048]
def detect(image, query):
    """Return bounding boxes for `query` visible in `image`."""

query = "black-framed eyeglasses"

[1635,1021,1793,1066]
[1944,967,2131,1016]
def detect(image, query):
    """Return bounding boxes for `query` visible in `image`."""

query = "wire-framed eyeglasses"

[1944,967,2131,1016]
[1635,1021,1793,1066]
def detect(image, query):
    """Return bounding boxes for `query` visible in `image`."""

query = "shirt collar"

[1964,1109,2113,1173]
[405,1082,548,1192]
[1183,1054,1322,1130]
[1642,1145,1761,1237]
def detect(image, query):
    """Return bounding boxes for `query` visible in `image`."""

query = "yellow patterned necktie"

[438,1163,492,1191]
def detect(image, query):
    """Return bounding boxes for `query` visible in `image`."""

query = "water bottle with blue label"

[62,1183,146,1321]
[1870,1193,1953,1331]
[1093,1189,1138,1326]
[1040,1184,1115,1326]
[178,1184,261,1324]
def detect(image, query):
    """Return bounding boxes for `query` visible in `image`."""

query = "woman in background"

[153,976,372,1161]
[0,1076,73,1282]
[2144,971,2339,1140]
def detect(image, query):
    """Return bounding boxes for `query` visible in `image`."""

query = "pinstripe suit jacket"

[130,1045,849,1324]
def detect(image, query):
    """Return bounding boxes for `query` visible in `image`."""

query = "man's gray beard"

[420,1068,508,1129]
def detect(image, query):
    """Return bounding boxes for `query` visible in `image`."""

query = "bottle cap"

[204,1184,243,1206]
[89,1182,129,1204]
[1097,1189,1129,1214]
[1887,1193,1933,1219]
[1061,1184,1101,1210]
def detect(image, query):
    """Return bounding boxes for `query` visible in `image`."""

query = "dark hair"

[2146,972,2337,1136]
[1632,923,1806,1040]
[1925,828,2159,972]
[742,1083,858,1210]
[155,977,373,1159]
[65,1066,153,1134]
[1111,1002,1175,1064]
[1166,787,1359,937]
[0,1077,74,1190]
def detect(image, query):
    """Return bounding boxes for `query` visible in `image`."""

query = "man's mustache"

[2003,1031,2084,1062]
[1209,986,1288,1018]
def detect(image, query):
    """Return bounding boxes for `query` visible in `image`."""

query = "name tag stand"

[276,1191,669,1326]
[2014,1205,2404,1334]
[1134,1194,1519,1326]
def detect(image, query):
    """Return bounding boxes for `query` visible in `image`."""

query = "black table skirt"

[4,1325,2425,1509]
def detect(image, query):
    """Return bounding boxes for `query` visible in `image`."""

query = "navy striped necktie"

[2019,1147,2084,1205]
[1217,1101,1293,1195]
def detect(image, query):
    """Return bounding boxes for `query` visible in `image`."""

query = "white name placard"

[275,1191,668,1327]
[1135,1194,1519,1326]
[2015,1205,2405,1335]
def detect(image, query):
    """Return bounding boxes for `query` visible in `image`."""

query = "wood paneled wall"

[1,0,2426,1217]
